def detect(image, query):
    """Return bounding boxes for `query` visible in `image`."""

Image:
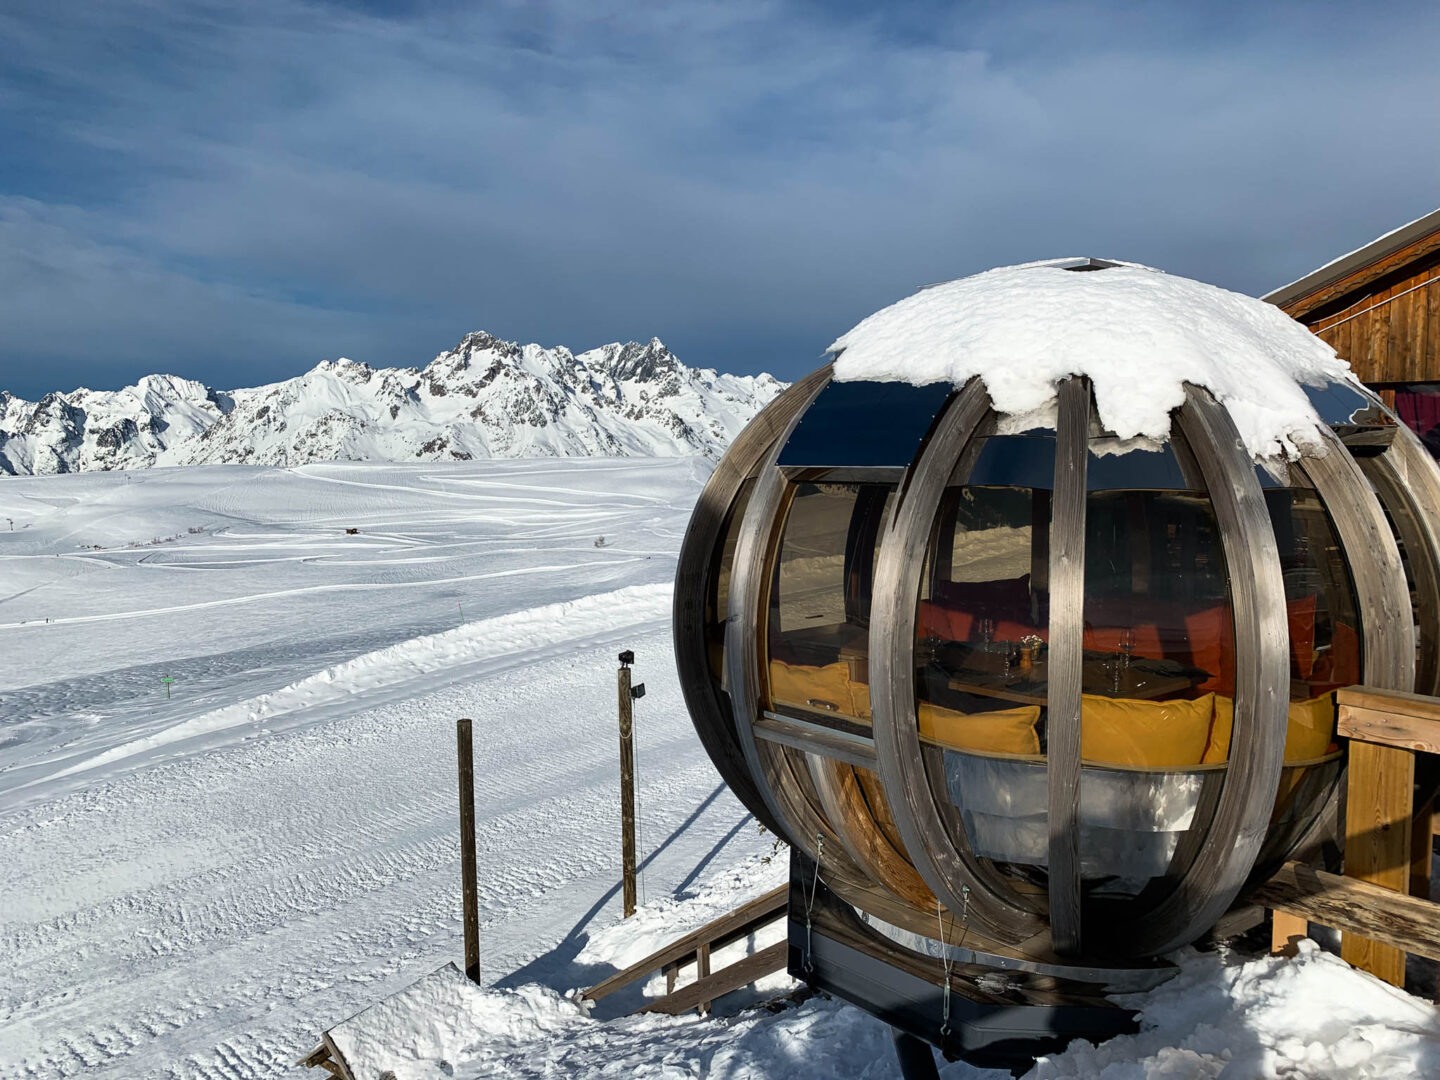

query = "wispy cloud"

[1,1,1438,397]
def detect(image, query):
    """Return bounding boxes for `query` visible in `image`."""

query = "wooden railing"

[1262,685,1440,987]
[581,884,789,1015]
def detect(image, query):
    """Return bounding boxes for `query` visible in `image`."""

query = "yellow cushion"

[768,660,870,719]
[918,702,1041,756]
[1080,693,1214,767]
[1204,694,1336,764]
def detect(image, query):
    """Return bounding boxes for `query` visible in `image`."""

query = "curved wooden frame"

[1103,385,1292,956]
[1298,423,1416,693]
[1046,377,1090,954]
[722,370,874,882]
[673,364,832,833]
[869,379,1047,946]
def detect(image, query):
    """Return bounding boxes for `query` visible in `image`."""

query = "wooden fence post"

[1340,737,1414,986]
[457,718,481,984]
[618,652,638,919]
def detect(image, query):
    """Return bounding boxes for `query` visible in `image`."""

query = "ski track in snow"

[0,460,775,1080]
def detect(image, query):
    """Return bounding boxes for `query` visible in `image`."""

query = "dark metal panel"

[673,364,833,833]
[869,379,1046,946]
[1113,385,1291,956]
[1300,425,1417,693]
[1046,378,1090,955]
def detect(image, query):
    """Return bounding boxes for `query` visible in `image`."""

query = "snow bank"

[322,850,1440,1080]
[828,261,1356,462]
[1034,939,1440,1079]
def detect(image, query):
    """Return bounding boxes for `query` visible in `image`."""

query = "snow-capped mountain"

[0,332,785,474]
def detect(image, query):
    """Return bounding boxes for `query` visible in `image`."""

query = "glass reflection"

[1078,435,1232,901]
[706,477,754,680]
[765,477,896,734]
[915,434,1054,897]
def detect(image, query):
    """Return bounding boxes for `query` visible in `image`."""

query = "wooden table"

[937,646,1202,706]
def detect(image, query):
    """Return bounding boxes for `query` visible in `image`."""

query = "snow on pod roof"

[827,259,1358,463]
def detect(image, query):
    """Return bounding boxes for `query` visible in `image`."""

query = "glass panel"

[915,434,1054,899]
[1304,381,1388,429]
[1249,481,1358,871]
[1357,456,1433,692]
[1078,433,1232,902]
[778,381,952,467]
[765,477,896,734]
[705,477,755,680]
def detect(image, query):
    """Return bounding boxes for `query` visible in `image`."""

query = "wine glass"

[1118,627,1137,668]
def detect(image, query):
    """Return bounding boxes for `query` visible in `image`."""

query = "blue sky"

[2,1,1438,399]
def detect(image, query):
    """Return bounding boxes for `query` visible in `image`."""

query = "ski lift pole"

[618,650,645,918]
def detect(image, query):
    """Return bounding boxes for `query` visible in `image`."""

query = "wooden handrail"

[581,885,788,1007]
[1255,861,1440,963]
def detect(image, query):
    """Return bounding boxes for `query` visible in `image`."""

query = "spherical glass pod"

[675,282,1440,965]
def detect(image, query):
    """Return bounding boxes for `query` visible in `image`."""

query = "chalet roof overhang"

[1266,206,1440,321]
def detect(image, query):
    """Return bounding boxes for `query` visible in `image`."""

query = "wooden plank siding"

[1276,221,1440,386]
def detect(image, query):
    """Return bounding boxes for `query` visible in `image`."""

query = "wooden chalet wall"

[1267,209,1440,392]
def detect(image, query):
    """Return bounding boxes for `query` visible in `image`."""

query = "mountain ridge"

[0,331,785,474]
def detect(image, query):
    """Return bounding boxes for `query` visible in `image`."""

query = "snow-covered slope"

[0,333,783,474]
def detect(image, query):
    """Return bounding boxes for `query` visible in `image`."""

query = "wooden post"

[695,941,712,1015]
[1271,910,1308,956]
[456,718,481,984]
[1341,739,1414,986]
[619,655,638,919]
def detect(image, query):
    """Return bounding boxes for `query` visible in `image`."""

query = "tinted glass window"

[778,381,952,467]
[765,479,896,734]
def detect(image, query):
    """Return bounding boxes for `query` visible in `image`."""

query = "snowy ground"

[4,459,1440,1080]
[0,460,777,1079]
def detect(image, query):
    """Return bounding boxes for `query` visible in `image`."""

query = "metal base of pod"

[787,851,1142,1074]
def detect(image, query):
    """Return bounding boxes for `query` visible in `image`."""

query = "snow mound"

[1035,939,1440,1079]
[828,261,1356,462]
[319,848,1440,1080]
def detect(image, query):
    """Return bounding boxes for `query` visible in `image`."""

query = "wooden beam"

[1047,376,1089,956]
[641,940,789,1016]
[1339,703,1440,755]
[1338,685,1440,722]
[1253,861,1440,965]
[1340,740,1415,986]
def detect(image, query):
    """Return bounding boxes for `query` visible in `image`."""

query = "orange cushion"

[1080,693,1214,767]
[1082,624,1165,662]
[1314,622,1361,687]
[918,600,974,643]
[917,702,1041,756]
[768,660,871,719]
[1185,606,1235,696]
[1204,694,1337,764]
[1287,595,1319,679]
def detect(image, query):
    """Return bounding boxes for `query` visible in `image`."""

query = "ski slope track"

[0,460,777,1079]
